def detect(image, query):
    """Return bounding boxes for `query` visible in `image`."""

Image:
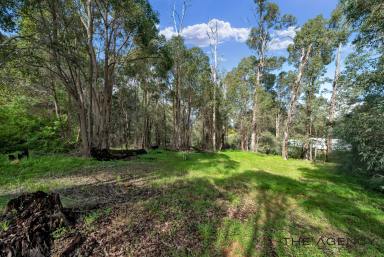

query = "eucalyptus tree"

[167,0,191,150]
[113,42,170,149]
[225,56,282,151]
[11,0,91,155]
[282,15,332,160]
[207,20,220,151]
[166,36,188,149]
[272,72,290,140]
[165,36,213,150]
[247,0,295,152]
[184,47,212,149]
[9,0,160,155]
[260,56,285,142]
[301,55,332,160]
[224,57,255,150]
[77,0,160,151]
[326,5,350,161]
[335,0,384,174]
[340,0,383,52]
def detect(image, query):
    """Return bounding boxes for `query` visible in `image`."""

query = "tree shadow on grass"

[56,154,382,256]
[149,151,241,178]
[212,167,384,256]
[1,152,383,256]
[298,165,384,255]
[213,170,300,257]
[0,152,239,256]
[49,177,230,256]
[0,152,239,208]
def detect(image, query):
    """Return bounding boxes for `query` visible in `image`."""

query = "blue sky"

[150,0,338,67]
[149,0,352,96]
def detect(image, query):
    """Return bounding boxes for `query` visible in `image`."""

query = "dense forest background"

[0,0,383,179]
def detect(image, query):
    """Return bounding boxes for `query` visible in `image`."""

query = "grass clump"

[51,226,69,240]
[0,220,10,232]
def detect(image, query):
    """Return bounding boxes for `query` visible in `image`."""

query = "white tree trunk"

[326,42,342,161]
[251,67,261,152]
[208,21,219,152]
[282,45,312,160]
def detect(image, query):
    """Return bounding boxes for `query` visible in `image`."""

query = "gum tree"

[282,16,332,160]
[247,0,295,152]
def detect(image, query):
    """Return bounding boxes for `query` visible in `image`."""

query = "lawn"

[0,151,383,256]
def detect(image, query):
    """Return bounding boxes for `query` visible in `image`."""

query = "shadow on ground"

[1,152,383,256]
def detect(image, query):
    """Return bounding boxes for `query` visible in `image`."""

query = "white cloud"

[274,26,297,38]
[269,39,293,51]
[269,26,298,51]
[160,20,298,51]
[159,27,176,40]
[160,19,250,47]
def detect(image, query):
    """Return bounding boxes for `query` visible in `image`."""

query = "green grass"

[0,150,383,256]
[0,154,127,206]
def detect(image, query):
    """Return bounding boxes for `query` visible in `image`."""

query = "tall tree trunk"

[87,0,96,150]
[282,45,312,160]
[202,118,206,149]
[303,80,314,160]
[173,59,181,150]
[212,84,217,151]
[78,108,90,156]
[275,112,280,139]
[186,93,192,148]
[326,42,342,161]
[208,21,219,152]
[99,7,113,150]
[49,1,59,120]
[163,98,167,147]
[142,88,148,148]
[50,82,60,119]
[78,0,97,151]
[240,119,245,151]
[251,66,261,152]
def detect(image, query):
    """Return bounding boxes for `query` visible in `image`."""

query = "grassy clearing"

[1,150,383,256]
[0,154,127,207]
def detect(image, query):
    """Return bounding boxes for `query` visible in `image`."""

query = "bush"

[336,97,384,175]
[0,97,38,152]
[0,97,74,154]
[367,174,384,193]
[258,131,280,155]
[28,116,75,153]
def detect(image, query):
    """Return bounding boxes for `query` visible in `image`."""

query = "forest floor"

[0,150,383,257]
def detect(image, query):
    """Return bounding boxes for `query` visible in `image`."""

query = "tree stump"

[0,192,73,257]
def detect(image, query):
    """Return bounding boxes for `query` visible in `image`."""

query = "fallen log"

[91,148,147,161]
[109,149,147,156]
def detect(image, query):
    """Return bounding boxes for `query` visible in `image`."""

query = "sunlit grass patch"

[0,150,383,256]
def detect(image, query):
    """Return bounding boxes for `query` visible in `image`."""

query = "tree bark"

[251,67,261,152]
[303,79,314,160]
[282,45,312,160]
[50,82,60,119]
[326,42,342,161]
[98,6,115,150]
[85,0,97,150]
[208,23,219,152]
[186,93,192,148]
[275,112,280,139]
[212,84,216,151]
[78,103,90,156]
[173,58,182,150]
